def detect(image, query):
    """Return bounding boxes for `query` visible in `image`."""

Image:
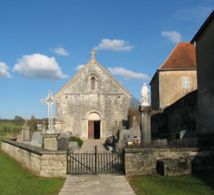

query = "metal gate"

[67,146,124,175]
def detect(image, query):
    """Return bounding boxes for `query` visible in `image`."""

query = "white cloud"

[108,67,149,80]
[75,64,85,70]
[161,31,182,43]
[95,38,134,51]
[52,47,69,56]
[0,61,11,78]
[13,54,68,80]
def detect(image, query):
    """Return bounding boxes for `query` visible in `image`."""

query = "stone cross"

[141,83,150,106]
[90,49,96,60]
[41,91,55,133]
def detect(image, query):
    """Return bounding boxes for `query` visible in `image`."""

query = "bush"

[69,136,83,147]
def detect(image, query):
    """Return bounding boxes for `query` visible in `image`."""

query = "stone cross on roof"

[90,49,96,61]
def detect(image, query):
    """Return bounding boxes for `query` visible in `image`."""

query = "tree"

[27,115,37,132]
[129,97,140,111]
[14,115,24,126]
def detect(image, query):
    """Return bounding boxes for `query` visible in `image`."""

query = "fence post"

[66,150,69,174]
[95,145,97,174]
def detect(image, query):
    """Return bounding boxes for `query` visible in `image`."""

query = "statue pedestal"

[42,133,59,151]
[139,106,152,145]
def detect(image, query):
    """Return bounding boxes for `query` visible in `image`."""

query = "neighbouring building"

[191,10,214,135]
[54,51,132,140]
[150,42,197,111]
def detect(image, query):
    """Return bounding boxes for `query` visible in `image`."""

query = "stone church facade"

[55,52,132,140]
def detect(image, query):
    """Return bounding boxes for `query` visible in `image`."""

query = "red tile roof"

[160,42,196,70]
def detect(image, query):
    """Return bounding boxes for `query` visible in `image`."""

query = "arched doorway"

[87,112,101,139]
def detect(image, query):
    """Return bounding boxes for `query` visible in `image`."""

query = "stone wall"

[4,139,213,178]
[159,70,197,110]
[196,16,214,135]
[151,90,197,138]
[150,72,160,110]
[1,139,66,178]
[125,148,214,176]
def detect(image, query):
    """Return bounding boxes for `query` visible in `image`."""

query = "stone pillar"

[54,121,63,133]
[139,106,152,145]
[21,127,30,142]
[42,133,59,151]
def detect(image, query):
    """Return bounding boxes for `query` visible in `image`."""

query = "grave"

[58,137,69,151]
[17,120,30,143]
[31,131,42,147]
[41,91,59,151]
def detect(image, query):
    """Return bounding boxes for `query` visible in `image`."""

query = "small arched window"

[90,76,96,90]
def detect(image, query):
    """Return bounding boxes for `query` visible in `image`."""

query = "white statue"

[141,83,150,106]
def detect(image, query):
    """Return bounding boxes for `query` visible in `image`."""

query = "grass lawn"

[0,149,65,195]
[128,173,214,195]
[0,121,22,130]
[0,121,22,138]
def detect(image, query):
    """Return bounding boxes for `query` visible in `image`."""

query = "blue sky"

[0,0,213,119]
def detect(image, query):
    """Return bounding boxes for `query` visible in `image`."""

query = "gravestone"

[41,91,59,151]
[179,130,186,140]
[69,141,80,151]
[17,120,30,142]
[37,124,43,131]
[58,137,69,151]
[60,131,72,138]
[22,126,30,142]
[129,126,141,144]
[119,126,141,144]
[119,129,131,143]
[42,133,59,150]
[31,131,42,147]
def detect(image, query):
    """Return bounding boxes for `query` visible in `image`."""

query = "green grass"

[0,121,22,139]
[0,121,22,129]
[128,173,214,195]
[0,149,65,195]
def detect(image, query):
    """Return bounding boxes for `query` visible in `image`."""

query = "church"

[54,50,132,140]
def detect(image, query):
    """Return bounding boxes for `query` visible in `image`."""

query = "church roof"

[54,52,132,98]
[159,42,196,70]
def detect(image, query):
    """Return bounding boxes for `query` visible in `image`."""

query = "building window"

[88,74,99,91]
[182,76,190,89]
[91,76,96,90]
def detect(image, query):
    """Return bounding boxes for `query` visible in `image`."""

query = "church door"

[88,120,100,139]
[87,112,101,139]
[94,121,100,139]
[88,121,94,139]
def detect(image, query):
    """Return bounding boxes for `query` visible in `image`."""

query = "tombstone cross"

[41,91,55,133]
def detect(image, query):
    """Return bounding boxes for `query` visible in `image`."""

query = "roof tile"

[160,42,196,70]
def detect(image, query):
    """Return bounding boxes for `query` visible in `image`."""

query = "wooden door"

[88,121,94,139]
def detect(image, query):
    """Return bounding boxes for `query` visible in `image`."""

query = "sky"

[0,0,213,119]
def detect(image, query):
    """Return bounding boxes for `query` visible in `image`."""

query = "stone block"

[42,133,59,151]
[157,158,191,176]
[58,137,69,151]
